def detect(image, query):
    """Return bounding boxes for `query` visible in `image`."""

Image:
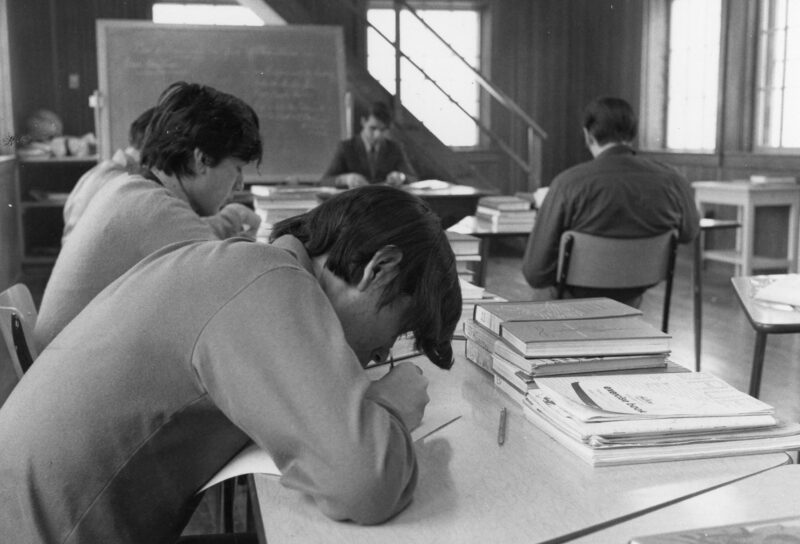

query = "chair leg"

[749,331,768,398]
[222,479,235,533]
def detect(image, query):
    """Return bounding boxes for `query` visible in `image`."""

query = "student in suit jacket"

[322,101,417,188]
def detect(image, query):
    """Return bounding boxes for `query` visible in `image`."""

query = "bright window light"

[153,3,265,26]
[755,0,800,150]
[367,8,481,147]
[665,0,722,151]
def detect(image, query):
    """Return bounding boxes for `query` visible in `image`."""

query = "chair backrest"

[556,230,678,332]
[0,284,38,407]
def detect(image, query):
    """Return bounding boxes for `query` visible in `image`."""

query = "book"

[523,402,800,466]
[534,372,774,420]
[629,515,800,543]
[750,174,797,185]
[464,338,493,374]
[465,315,668,376]
[477,195,531,211]
[474,298,642,335]
[500,315,670,357]
[524,389,778,443]
[446,231,481,256]
[491,353,534,391]
[493,338,667,375]
[475,206,537,220]
[493,373,526,406]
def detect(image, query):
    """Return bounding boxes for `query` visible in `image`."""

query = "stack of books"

[462,298,671,405]
[524,372,800,466]
[454,280,504,340]
[474,195,536,232]
[251,186,337,238]
[446,231,482,283]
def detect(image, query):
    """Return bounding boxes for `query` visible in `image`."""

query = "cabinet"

[15,156,97,264]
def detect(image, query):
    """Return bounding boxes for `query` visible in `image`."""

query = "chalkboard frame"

[95,20,347,183]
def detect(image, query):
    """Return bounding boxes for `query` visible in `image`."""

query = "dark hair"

[140,82,263,179]
[270,185,461,369]
[582,97,637,145]
[364,101,393,126]
[128,107,156,150]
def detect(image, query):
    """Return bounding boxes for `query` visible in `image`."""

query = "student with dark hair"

[61,107,156,245]
[521,96,699,306]
[322,101,417,188]
[35,82,264,349]
[0,185,460,544]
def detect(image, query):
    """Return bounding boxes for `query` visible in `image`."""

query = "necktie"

[368,145,377,181]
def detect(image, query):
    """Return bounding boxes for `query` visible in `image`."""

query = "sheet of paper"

[198,403,462,493]
[753,274,800,307]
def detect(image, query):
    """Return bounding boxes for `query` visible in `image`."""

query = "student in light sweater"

[0,185,461,544]
[35,81,263,349]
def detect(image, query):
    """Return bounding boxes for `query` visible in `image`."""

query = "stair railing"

[338,0,548,190]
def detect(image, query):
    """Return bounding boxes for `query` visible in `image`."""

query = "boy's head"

[359,101,393,149]
[140,82,263,180]
[582,96,637,146]
[271,185,461,369]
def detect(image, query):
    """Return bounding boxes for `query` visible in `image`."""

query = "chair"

[556,230,679,333]
[0,283,39,407]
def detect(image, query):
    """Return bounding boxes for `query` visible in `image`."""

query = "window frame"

[366,0,490,149]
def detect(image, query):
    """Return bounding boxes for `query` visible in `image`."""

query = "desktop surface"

[251,343,789,544]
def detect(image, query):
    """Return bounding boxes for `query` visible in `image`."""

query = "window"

[152,3,268,26]
[367,7,481,147]
[755,0,800,150]
[664,0,722,151]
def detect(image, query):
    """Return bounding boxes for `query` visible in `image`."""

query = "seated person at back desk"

[0,185,461,544]
[322,101,417,189]
[522,96,699,307]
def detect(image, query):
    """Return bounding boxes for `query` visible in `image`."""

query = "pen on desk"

[497,407,507,446]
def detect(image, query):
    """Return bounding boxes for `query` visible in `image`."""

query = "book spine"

[493,374,526,406]
[465,339,493,374]
[462,318,500,351]
[472,306,500,335]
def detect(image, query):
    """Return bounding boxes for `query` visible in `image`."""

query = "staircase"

[244,0,539,192]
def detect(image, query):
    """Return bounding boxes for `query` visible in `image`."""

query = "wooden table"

[567,464,800,543]
[731,274,800,398]
[250,343,790,544]
[447,215,532,286]
[693,218,742,371]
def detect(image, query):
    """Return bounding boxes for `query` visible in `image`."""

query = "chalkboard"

[96,21,346,182]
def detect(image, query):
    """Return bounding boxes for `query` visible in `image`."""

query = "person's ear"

[193,148,208,175]
[356,245,403,291]
[582,127,594,149]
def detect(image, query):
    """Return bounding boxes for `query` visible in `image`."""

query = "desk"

[404,184,494,229]
[693,181,800,276]
[250,344,789,544]
[731,275,800,398]
[568,464,800,543]
[693,218,742,371]
[447,215,532,286]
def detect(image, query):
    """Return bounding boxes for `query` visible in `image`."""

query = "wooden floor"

[20,240,800,535]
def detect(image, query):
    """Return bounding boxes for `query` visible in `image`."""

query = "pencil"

[497,407,507,446]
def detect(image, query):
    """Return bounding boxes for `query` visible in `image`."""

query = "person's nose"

[372,345,392,364]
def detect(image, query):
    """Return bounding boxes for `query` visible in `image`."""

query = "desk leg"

[693,232,703,372]
[475,239,491,287]
[749,331,768,398]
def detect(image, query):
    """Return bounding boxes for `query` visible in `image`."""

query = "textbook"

[476,195,531,211]
[464,338,493,374]
[500,316,670,357]
[446,231,481,256]
[491,353,534,392]
[519,372,800,466]
[629,515,800,544]
[463,317,667,375]
[474,298,642,335]
[524,404,800,466]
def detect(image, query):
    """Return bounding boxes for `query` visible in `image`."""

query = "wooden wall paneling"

[7,0,56,136]
[0,0,13,154]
